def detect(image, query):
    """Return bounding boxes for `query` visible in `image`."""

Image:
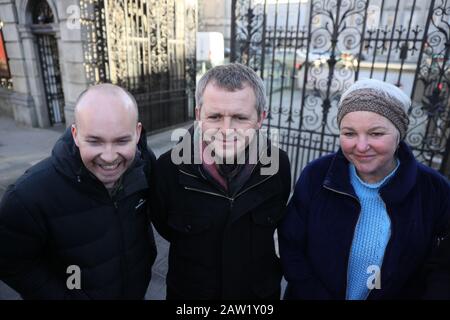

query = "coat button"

[267,217,274,224]
[185,224,192,232]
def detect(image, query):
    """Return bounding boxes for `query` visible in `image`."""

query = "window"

[32,0,54,24]
[0,21,12,89]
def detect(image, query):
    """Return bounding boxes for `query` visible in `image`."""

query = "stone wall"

[0,87,13,118]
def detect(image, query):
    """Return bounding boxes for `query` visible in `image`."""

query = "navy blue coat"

[423,221,450,299]
[279,142,450,299]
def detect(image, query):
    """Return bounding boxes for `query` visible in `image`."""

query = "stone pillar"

[18,24,50,127]
[198,0,232,49]
[0,0,38,126]
[55,0,90,127]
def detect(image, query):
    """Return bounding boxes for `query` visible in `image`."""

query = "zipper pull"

[77,176,81,183]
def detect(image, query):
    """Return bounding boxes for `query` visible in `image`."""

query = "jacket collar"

[323,141,418,205]
[176,125,278,196]
[379,142,418,204]
[178,162,280,226]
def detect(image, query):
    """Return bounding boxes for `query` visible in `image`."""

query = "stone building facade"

[0,0,89,128]
[0,0,197,130]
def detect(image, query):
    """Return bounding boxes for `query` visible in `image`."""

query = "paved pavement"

[0,117,185,300]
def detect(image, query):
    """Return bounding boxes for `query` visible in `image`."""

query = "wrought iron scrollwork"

[231,0,450,181]
[232,0,266,72]
[408,0,450,167]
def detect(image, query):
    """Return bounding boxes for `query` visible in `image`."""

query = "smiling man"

[0,84,157,299]
[72,84,143,192]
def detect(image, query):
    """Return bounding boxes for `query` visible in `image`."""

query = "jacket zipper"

[182,167,274,299]
[183,186,233,201]
[182,173,275,203]
[112,199,127,297]
[179,169,200,179]
[323,185,361,300]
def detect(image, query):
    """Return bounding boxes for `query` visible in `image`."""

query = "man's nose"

[219,117,234,136]
[100,144,117,163]
[221,116,232,131]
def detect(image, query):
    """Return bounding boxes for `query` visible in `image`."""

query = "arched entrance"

[30,0,65,125]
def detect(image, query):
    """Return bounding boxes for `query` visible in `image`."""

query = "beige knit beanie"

[337,79,411,140]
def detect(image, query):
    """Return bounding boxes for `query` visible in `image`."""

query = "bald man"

[0,84,157,299]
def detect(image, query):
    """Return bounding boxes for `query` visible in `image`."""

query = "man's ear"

[257,111,267,128]
[195,107,201,121]
[71,124,80,147]
[136,122,142,144]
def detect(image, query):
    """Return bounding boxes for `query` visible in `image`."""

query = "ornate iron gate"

[32,0,65,125]
[231,0,450,181]
[36,34,65,124]
[81,0,197,132]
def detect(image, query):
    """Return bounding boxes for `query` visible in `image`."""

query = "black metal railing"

[36,34,65,124]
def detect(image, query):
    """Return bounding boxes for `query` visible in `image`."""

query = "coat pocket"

[167,212,212,235]
[167,212,214,267]
[251,199,285,227]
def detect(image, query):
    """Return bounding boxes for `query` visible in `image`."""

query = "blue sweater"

[346,160,400,300]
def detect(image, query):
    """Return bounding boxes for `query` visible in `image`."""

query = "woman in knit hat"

[279,78,450,300]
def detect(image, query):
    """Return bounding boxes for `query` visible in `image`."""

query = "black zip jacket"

[152,130,291,299]
[0,128,157,299]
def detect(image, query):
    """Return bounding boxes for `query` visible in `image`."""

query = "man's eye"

[87,140,100,145]
[342,132,355,137]
[117,140,130,145]
[370,132,384,137]
[208,115,220,120]
[236,116,248,121]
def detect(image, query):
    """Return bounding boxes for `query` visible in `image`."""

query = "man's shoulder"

[267,146,290,178]
[277,147,290,166]
[1,157,58,213]
[156,148,179,169]
[10,157,58,195]
[157,148,173,161]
